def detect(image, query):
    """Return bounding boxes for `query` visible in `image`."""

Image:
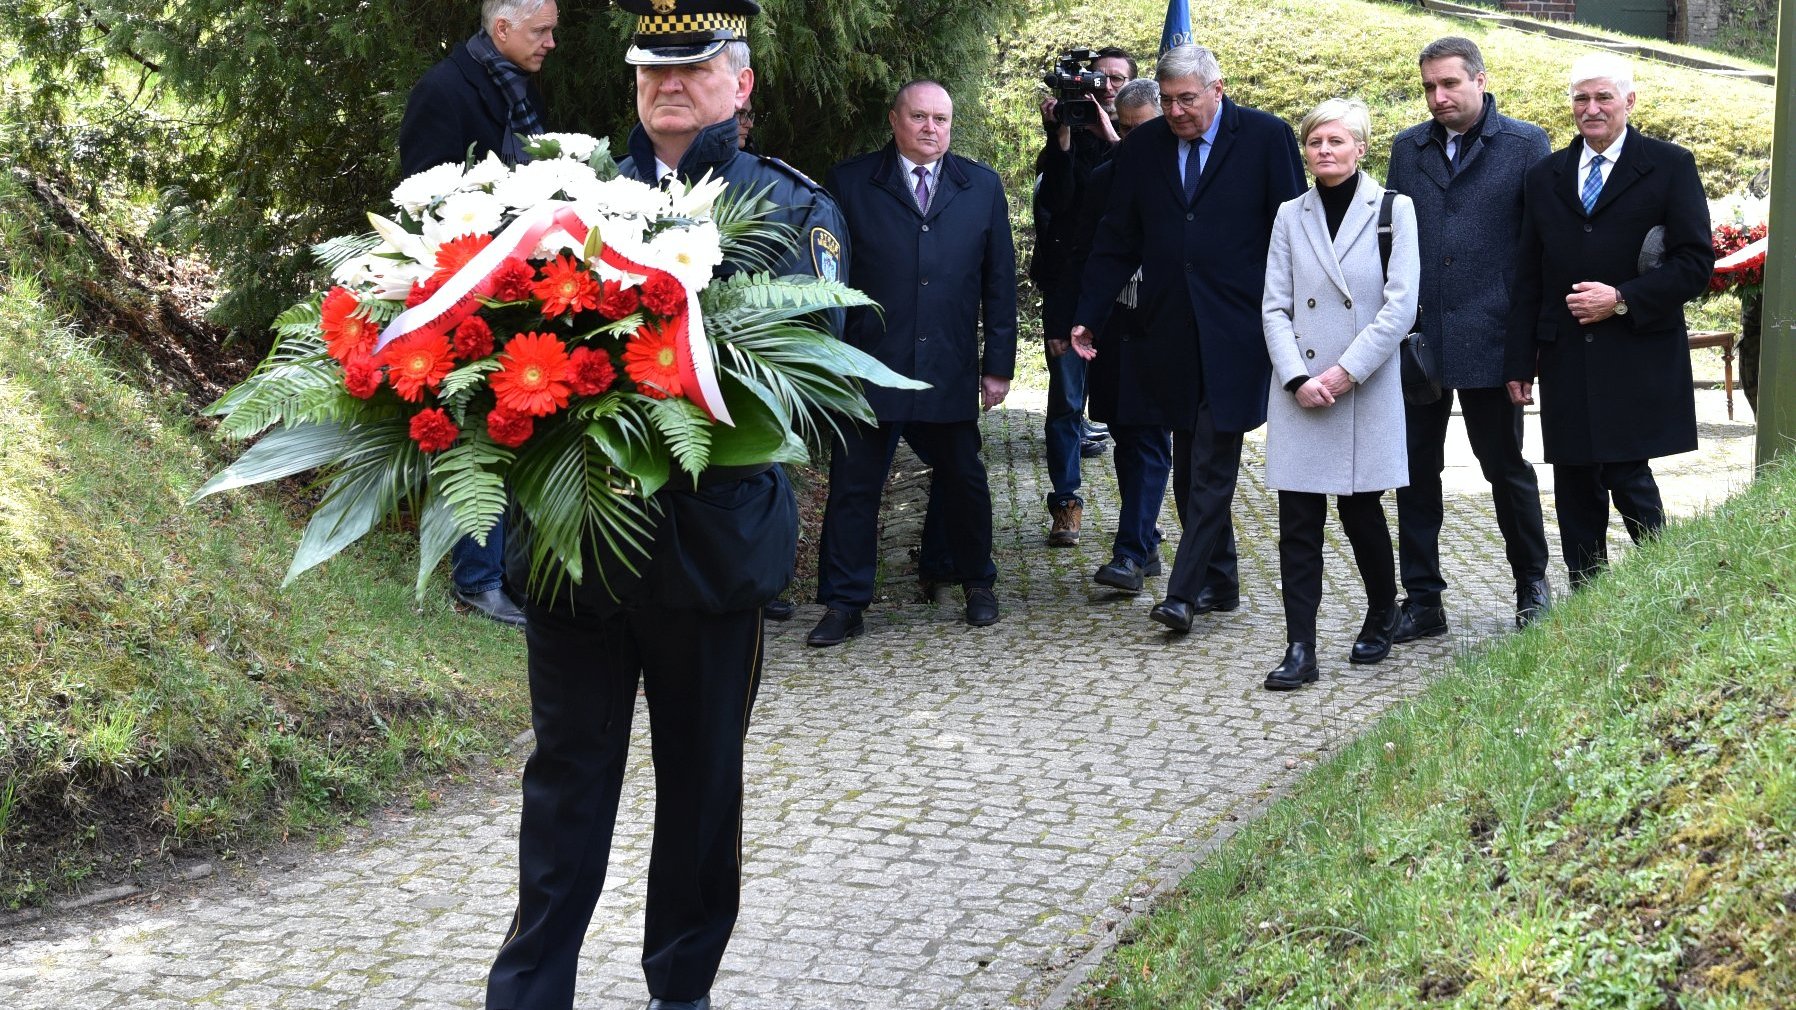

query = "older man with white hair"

[1504,53,1713,589]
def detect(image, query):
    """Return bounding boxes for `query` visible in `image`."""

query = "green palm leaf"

[283,418,422,585]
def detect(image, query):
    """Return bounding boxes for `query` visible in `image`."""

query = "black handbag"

[1378,191,1440,405]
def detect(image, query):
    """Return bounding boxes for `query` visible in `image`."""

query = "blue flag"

[1160,0,1192,54]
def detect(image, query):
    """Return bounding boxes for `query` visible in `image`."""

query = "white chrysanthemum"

[589,176,672,221]
[536,132,600,161]
[491,158,603,210]
[649,222,725,291]
[391,163,467,217]
[458,151,510,192]
[432,189,506,240]
[667,173,728,221]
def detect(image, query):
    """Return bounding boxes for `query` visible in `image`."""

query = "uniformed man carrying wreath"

[483,3,846,1009]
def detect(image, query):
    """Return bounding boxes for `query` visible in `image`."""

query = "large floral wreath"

[1706,191,1769,297]
[195,134,918,595]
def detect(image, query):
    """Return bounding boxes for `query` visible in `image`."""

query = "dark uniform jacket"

[1069,156,1155,427]
[1071,99,1305,434]
[826,143,1018,423]
[1033,126,1112,338]
[1387,95,1551,391]
[1504,126,1713,464]
[398,41,546,175]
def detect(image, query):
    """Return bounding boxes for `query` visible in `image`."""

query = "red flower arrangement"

[1709,221,1769,295]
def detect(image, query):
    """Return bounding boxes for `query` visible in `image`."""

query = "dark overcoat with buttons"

[1503,127,1713,464]
[1386,96,1551,391]
[1071,99,1306,434]
[825,143,1018,423]
[398,41,546,176]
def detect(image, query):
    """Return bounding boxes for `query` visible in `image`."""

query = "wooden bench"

[1688,329,1736,420]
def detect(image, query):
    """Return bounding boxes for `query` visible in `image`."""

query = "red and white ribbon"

[374,200,731,425]
[1715,236,1768,274]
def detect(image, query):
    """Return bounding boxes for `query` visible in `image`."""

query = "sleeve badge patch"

[810,227,842,282]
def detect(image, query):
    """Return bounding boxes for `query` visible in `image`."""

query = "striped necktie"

[912,166,931,212]
[1580,154,1606,216]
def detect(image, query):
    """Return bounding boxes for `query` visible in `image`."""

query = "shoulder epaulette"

[755,153,824,191]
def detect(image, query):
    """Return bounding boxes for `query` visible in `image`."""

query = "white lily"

[367,212,432,265]
[668,172,728,220]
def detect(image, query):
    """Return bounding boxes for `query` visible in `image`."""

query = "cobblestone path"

[1,390,1755,1010]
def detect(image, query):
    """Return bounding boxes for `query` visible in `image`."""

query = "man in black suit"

[809,79,1018,645]
[1070,44,1305,630]
[1505,54,1713,589]
[399,0,560,627]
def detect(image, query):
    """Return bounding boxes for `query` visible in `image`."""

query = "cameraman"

[1033,46,1137,549]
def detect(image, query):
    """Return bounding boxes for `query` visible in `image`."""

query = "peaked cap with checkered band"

[620,0,758,66]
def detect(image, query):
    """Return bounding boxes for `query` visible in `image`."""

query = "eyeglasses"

[735,109,756,124]
[1102,74,1131,86]
[1159,88,1214,111]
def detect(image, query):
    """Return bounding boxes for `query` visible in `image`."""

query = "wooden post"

[1756,0,1794,467]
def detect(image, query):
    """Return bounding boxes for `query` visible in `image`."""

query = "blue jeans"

[452,517,508,594]
[1108,424,1172,566]
[1044,344,1087,507]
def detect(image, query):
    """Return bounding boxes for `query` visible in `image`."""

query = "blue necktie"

[1581,154,1606,216]
[1182,139,1201,204]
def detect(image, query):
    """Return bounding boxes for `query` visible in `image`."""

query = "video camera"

[1042,48,1107,128]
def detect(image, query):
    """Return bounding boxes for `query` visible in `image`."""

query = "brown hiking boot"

[1047,500,1082,547]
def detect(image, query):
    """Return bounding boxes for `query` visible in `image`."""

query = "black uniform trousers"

[1395,386,1549,605]
[1551,459,1664,587]
[486,602,763,1009]
[817,419,996,611]
[1164,402,1244,605]
[1278,490,1398,644]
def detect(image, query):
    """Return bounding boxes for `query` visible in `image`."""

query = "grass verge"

[1070,461,1796,1006]
[0,172,530,907]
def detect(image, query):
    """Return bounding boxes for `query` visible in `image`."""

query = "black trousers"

[1395,386,1549,606]
[1278,490,1397,644]
[817,419,995,610]
[1165,408,1243,604]
[486,603,764,1009]
[1552,459,1664,586]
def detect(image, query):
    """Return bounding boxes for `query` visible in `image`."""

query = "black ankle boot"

[1264,642,1319,690]
[1350,604,1400,664]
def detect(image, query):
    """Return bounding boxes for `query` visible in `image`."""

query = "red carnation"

[379,329,455,402]
[639,273,686,317]
[405,278,441,309]
[409,408,460,453]
[567,346,618,396]
[430,233,494,288]
[597,280,640,320]
[534,254,603,318]
[320,286,378,363]
[452,315,495,360]
[486,406,535,448]
[343,353,383,399]
[490,257,537,302]
[491,331,572,417]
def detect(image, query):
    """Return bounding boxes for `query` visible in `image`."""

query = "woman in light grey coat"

[1259,99,1421,690]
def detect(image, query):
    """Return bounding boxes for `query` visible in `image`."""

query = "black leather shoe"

[1142,556,1163,577]
[1079,437,1108,458]
[1390,598,1448,643]
[763,597,797,621]
[453,588,527,627]
[965,587,1000,626]
[1350,604,1399,664]
[1264,642,1319,690]
[1515,578,1552,628]
[646,997,711,1010]
[1149,597,1194,633]
[806,608,864,646]
[1191,585,1240,614]
[1094,557,1145,593]
[1081,420,1110,440]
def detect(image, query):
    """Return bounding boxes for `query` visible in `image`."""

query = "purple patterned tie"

[913,165,931,212]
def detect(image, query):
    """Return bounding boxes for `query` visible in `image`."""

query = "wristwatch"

[1613,286,1629,316]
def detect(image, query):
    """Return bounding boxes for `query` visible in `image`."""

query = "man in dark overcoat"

[1386,36,1554,637]
[484,4,844,1009]
[808,79,1018,644]
[399,0,559,626]
[1069,44,1305,631]
[1504,54,1713,589]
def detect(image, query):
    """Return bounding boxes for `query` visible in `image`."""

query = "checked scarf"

[466,31,543,165]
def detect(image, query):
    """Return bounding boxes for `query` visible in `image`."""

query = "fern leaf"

[645,396,712,478]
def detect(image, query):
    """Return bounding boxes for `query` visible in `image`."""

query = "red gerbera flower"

[567,346,618,397]
[320,286,378,363]
[490,257,537,302]
[486,406,535,448]
[452,315,495,360]
[491,332,572,417]
[379,329,455,402]
[639,273,686,317]
[597,280,640,320]
[623,324,684,400]
[409,408,460,453]
[430,233,494,288]
[343,352,383,399]
[534,254,603,318]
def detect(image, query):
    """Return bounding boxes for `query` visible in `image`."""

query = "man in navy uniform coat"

[1504,54,1712,590]
[1069,44,1304,632]
[483,4,844,1009]
[808,79,1019,645]
[399,0,560,627]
